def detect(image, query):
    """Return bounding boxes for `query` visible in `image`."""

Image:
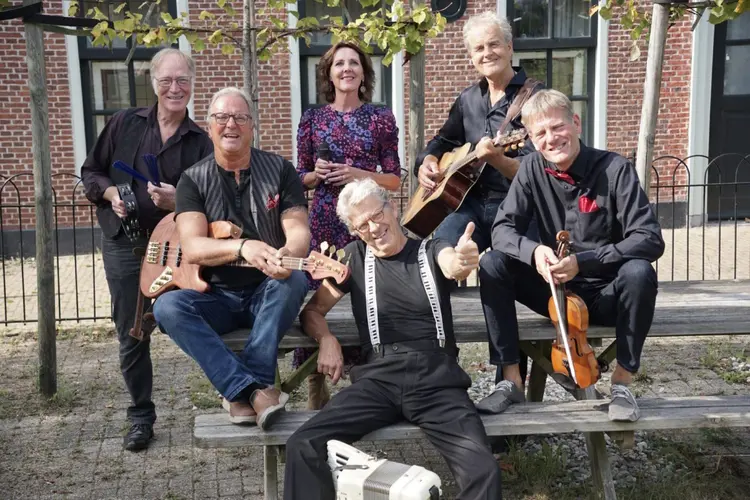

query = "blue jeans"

[153,271,308,400]
[434,194,501,251]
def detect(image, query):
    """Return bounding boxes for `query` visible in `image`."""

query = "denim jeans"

[434,193,501,251]
[153,271,308,400]
[101,233,156,425]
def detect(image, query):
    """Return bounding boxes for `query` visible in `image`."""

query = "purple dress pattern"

[293,103,401,370]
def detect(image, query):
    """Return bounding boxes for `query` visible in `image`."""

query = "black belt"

[365,339,458,361]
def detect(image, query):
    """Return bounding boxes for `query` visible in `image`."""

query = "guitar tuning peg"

[328,245,337,256]
[336,249,345,261]
[320,241,329,254]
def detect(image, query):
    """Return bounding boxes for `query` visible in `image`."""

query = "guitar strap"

[497,78,544,135]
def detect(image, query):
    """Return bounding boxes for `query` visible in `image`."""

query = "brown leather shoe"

[251,386,289,430]
[221,397,257,425]
[306,373,330,410]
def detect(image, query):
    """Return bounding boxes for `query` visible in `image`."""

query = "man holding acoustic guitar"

[152,87,310,431]
[411,11,542,246]
[477,90,665,422]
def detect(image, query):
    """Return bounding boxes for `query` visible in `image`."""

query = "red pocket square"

[578,196,599,213]
[266,193,280,210]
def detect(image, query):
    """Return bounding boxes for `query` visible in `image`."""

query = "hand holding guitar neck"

[238,239,291,279]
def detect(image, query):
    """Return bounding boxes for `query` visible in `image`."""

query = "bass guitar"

[401,129,528,238]
[139,213,350,299]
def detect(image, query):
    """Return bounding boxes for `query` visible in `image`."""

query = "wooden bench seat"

[222,280,750,350]
[195,395,750,499]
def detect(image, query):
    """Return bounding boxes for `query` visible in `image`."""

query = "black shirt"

[175,157,307,289]
[81,105,213,232]
[416,68,540,199]
[331,238,454,350]
[492,142,665,285]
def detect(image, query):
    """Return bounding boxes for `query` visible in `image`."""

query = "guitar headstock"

[306,250,350,284]
[493,128,528,153]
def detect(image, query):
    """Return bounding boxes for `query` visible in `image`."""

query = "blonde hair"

[337,179,391,233]
[462,12,513,51]
[521,89,575,127]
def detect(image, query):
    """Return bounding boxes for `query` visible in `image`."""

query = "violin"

[546,231,600,389]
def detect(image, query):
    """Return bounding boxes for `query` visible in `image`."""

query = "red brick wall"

[0,0,695,231]
[606,11,692,199]
[0,2,88,230]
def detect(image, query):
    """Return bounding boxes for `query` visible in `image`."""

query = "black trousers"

[284,350,503,500]
[101,233,156,425]
[479,250,658,374]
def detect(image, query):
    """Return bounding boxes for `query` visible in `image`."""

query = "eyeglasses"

[210,113,252,126]
[353,203,388,234]
[154,76,192,89]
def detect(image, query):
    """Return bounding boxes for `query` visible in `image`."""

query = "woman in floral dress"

[295,41,401,409]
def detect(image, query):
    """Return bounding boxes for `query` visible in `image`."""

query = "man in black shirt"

[153,87,310,431]
[284,179,502,499]
[416,11,541,251]
[477,90,665,422]
[81,48,212,451]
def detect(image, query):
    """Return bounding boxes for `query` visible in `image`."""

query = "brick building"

[0,1,748,253]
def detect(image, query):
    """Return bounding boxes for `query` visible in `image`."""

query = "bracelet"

[237,238,249,259]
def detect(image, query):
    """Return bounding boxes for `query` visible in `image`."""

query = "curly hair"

[316,42,376,103]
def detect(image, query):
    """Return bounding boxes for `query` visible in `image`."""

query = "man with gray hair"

[416,11,542,252]
[153,87,310,431]
[81,47,212,451]
[477,89,664,421]
[283,178,503,499]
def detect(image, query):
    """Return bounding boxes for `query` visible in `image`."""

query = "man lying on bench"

[283,178,503,500]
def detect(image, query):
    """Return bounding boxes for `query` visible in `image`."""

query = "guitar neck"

[226,257,306,270]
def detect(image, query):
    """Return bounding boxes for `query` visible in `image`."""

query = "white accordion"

[327,440,442,500]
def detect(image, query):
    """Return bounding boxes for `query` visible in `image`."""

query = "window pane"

[133,62,156,107]
[513,0,549,38]
[724,45,750,95]
[553,0,591,37]
[572,100,588,142]
[726,14,750,40]
[513,51,547,84]
[304,0,377,45]
[552,49,587,96]
[90,61,131,110]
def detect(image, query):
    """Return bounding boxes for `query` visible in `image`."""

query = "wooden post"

[634,0,670,194]
[242,0,260,148]
[407,48,425,196]
[23,0,56,396]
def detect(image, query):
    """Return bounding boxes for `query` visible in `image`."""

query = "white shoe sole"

[221,397,257,425]
[257,391,290,431]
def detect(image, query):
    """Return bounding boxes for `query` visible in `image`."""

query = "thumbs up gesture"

[453,222,479,279]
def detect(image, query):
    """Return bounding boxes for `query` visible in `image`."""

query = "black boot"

[123,423,154,451]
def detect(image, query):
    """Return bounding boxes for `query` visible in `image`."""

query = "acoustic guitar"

[139,214,350,299]
[401,129,528,238]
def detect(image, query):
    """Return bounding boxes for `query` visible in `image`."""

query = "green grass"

[187,370,220,409]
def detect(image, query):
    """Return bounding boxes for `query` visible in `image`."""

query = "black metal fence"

[1,153,748,325]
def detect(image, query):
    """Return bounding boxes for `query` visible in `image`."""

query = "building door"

[708,15,750,219]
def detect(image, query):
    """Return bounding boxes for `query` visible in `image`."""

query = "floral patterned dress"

[293,103,401,368]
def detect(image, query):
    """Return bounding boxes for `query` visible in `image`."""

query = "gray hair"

[150,48,195,94]
[521,89,575,127]
[336,178,391,233]
[206,87,253,124]
[462,12,513,51]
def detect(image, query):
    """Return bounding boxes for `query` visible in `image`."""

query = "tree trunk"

[407,47,425,195]
[23,0,56,397]
[635,2,670,196]
[243,0,260,147]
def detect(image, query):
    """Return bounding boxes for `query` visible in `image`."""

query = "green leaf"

[193,39,206,52]
[199,10,215,20]
[114,2,127,14]
[217,0,226,8]
[67,1,79,17]
[221,43,235,56]
[209,29,223,44]
[413,10,427,24]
